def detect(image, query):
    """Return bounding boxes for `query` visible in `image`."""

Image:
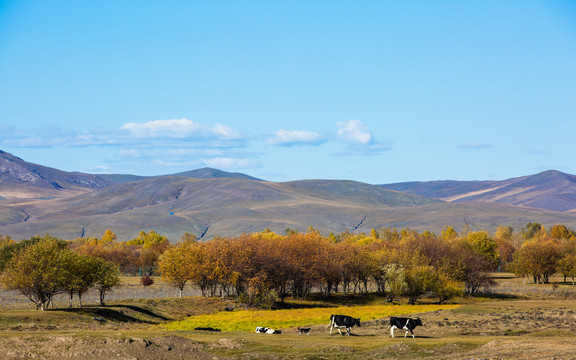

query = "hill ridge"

[379,170,576,212]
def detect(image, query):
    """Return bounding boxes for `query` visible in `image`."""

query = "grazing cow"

[328,314,361,336]
[389,317,423,338]
[255,327,282,334]
[194,327,221,332]
[297,327,311,335]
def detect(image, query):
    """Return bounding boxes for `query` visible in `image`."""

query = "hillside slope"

[2,176,576,241]
[379,170,576,212]
[0,176,441,241]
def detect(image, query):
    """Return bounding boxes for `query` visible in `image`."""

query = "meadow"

[1,274,576,359]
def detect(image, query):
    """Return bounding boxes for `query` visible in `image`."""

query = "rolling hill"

[379,170,576,212]
[0,176,443,241]
[98,167,263,184]
[1,150,576,241]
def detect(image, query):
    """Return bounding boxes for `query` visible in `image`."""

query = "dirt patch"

[0,335,226,360]
[441,338,576,360]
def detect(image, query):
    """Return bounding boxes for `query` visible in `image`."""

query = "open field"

[2,274,576,359]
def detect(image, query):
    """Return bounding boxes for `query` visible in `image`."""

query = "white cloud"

[337,119,372,145]
[268,129,325,146]
[120,118,243,140]
[1,119,245,149]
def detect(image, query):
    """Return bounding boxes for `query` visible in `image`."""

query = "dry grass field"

[1,274,576,359]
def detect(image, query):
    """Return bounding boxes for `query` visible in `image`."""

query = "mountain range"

[1,150,575,241]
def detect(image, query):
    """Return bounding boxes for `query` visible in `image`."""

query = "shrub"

[141,275,154,287]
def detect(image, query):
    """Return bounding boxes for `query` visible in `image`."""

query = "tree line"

[1,223,575,310]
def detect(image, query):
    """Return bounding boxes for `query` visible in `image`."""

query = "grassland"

[1,274,576,359]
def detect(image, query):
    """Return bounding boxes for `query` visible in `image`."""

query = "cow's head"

[415,318,423,326]
[255,327,268,333]
[355,318,361,327]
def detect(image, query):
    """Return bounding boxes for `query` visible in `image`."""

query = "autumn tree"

[441,226,458,241]
[450,239,496,295]
[128,230,170,268]
[181,232,198,243]
[493,226,516,271]
[158,242,196,298]
[510,238,561,284]
[71,231,137,268]
[102,229,118,244]
[0,234,14,247]
[550,225,576,240]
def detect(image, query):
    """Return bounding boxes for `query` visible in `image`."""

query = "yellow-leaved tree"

[158,242,196,298]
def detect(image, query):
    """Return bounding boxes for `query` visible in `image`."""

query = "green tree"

[61,253,100,307]
[0,234,66,272]
[1,237,69,310]
[92,258,121,306]
[403,266,437,305]
[127,230,169,248]
[464,231,500,269]
[521,222,543,240]
[383,263,406,303]
[557,254,576,285]
[431,272,463,304]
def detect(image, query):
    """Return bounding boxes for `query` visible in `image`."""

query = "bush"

[238,289,280,310]
[140,275,154,287]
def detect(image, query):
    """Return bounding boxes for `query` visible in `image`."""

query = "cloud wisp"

[120,118,243,140]
[267,129,325,146]
[0,119,246,148]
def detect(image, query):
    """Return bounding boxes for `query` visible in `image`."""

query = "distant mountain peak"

[0,149,112,199]
[172,167,265,181]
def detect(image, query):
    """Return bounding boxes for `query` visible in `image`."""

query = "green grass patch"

[163,303,460,332]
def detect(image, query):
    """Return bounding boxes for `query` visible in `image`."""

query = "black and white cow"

[255,326,282,334]
[328,314,361,336]
[389,317,423,338]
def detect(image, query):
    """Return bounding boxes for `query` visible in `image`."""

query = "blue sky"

[0,0,574,184]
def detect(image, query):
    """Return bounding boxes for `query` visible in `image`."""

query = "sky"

[0,0,574,184]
